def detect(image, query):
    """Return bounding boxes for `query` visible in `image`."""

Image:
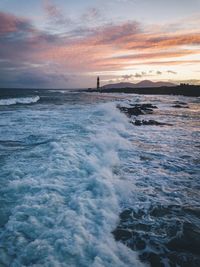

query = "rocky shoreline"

[86,84,200,97]
[112,206,200,267]
[116,102,188,127]
[112,100,200,267]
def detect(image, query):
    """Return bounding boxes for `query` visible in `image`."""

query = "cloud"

[135,60,200,66]
[0,11,34,36]
[121,70,178,81]
[90,21,141,45]
[157,71,162,75]
[123,72,146,79]
[167,70,177,74]
[111,50,194,61]
[81,8,101,22]
[122,74,133,80]
[0,9,200,88]
[43,0,71,27]
[134,73,142,78]
[0,63,70,88]
[108,32,200,51]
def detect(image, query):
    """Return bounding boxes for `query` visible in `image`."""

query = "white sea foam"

[0,96,40,106]
[0,102,144,267]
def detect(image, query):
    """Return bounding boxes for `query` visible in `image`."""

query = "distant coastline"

[86,84,200,97]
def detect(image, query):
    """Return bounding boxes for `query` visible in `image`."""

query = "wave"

[0,96,40,106]
[0,102,144,266]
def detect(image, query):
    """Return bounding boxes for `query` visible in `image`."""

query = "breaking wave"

[0,102,144,267]
[0,96,40,106]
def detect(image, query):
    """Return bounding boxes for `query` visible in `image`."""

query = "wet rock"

[113,205,200,267]
[117,103,158,117]
[173,101,188,105]
[171,101,189,108]
[167,223,200,254]
[132,103,158,109]
[148,252,164,267]
[117,106,144,116]
[140,155,153,161]
[119,209,133,221]
[172,104,189,108]
[133,120,172,126]
[135,236,146,250]
[112,228,132,241]
[134,120,142,126]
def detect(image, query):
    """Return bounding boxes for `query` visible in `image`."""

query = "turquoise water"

[0,90,199,267]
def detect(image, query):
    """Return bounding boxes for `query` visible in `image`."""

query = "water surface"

[0,89,199,267]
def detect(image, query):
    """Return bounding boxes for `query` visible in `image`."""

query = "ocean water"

[0,89,199,267]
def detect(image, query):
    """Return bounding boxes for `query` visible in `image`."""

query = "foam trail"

[0,96,40,106]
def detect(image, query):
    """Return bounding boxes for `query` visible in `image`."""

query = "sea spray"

[0,100,144,267]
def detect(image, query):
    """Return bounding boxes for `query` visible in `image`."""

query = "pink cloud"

[0,11,33,35]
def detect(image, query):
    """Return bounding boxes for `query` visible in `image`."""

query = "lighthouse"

[97,76,100,89]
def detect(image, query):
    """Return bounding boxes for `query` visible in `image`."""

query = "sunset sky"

[0,0,200,88]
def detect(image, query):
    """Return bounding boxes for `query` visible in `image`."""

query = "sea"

[0,89,199,267]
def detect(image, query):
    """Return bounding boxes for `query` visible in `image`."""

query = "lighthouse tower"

[97,76,100,89]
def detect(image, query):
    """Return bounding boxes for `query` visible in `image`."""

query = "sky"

[0,0,200,89]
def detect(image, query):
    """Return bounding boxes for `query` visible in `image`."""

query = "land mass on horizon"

[87,80,200,97]
[102,80,176,89]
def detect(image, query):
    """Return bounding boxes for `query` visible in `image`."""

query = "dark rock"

[134,103,158,109]
[133,120,172,126]
[167,223,200,254]
[173,101,188,105]
[119,209,133,221]
[172,104,189,108]
[113,206,200,267]
[140,252,164,267]
[135,237,146,250]
[168,252,200,267]
[148,253,164,267]
[117,103,158,117]
[117,106,144,116]
[112,228,132,241]
[135,120,142,126]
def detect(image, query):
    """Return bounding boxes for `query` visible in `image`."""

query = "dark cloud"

[122,72,149,79]
[122,72,146,79]
[134,73,142,78]
[157,71,162,75]
[167,70,177,74]
[122,74,133,80]
[122,70,164,80]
